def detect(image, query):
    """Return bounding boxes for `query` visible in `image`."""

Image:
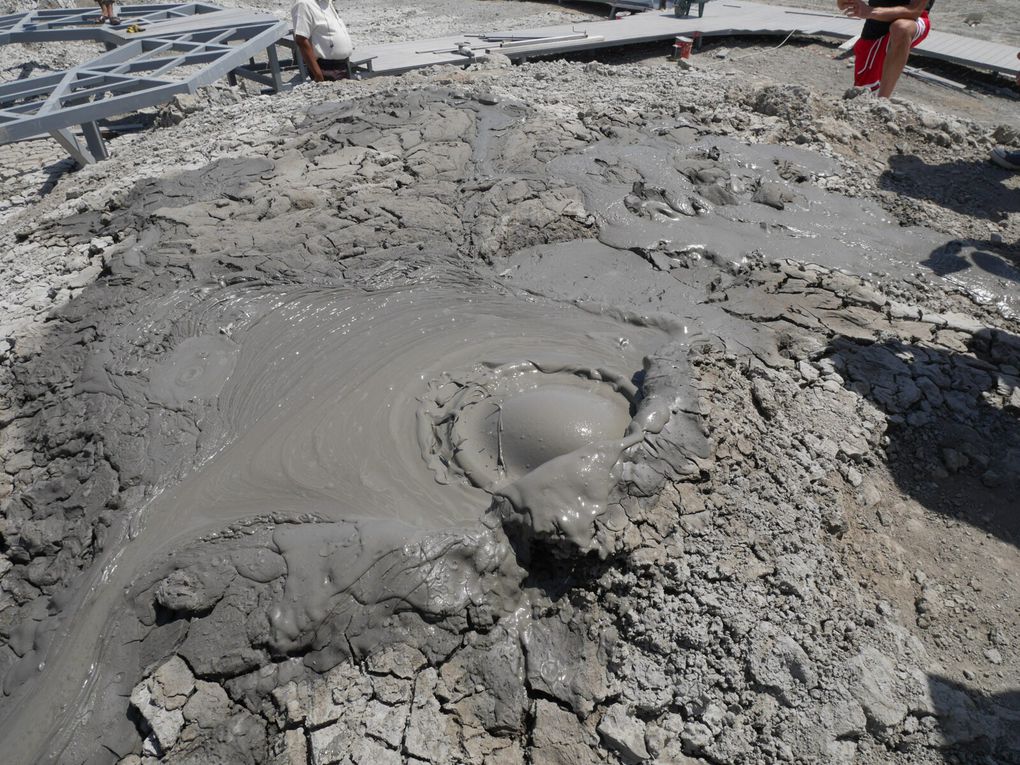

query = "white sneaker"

[991,146,1020,171]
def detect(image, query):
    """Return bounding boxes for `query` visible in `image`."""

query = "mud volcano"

[1,61,1019,765]
[423,359,639,489]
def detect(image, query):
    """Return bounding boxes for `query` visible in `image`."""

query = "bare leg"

[877,19,916,98]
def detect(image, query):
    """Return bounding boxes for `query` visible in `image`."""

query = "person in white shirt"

[291,0,353,82]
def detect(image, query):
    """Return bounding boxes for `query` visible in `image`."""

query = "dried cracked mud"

[1,12,1019,765]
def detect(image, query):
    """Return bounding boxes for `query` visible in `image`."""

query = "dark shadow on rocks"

[32,156,77,197]
[6,151,78,200]
[880,153,1020,223]
[825,331,1020,547]
[100,111,158,135]
[926,674,1020,760]
[517,541,616,603]
[1,61,61,80]
[922,238,1020,284]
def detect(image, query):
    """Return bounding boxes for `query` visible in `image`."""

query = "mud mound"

[0,40,1018,765]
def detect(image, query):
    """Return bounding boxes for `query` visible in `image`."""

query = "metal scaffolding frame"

[0,4,291,164]
[0,3,222,44]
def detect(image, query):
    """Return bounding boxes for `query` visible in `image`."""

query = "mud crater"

[421,358,640,490]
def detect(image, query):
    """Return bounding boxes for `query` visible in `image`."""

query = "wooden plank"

[903,65,968,90]
[917,33,1018,72]
[924,36,972,57]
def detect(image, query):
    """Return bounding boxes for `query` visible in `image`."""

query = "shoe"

[991,146,1020,171]
[108,16,121,25]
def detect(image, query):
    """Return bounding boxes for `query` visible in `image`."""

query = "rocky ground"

[1,2,1019,765]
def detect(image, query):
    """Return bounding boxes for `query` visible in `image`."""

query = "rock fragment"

[597,703,649,763]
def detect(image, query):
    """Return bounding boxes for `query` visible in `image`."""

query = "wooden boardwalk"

[352,1,1019,81]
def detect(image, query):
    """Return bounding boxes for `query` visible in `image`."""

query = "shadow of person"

[1,62,60,81]
[824,330,1020,547]
[880,153,1020,223]
[925,675,1020,758]
[922,239,1020,283]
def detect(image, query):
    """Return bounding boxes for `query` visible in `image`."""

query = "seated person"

[291,0,353,82]
[838,0,934,98]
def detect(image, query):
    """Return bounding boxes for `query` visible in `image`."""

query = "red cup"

[674,36,693,59]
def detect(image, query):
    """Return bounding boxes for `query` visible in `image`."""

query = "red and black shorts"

[853,12,931,91]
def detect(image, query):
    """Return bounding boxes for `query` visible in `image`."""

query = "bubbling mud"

[420,358,639,490]
[417,355,677,556]
[495,383,630,472]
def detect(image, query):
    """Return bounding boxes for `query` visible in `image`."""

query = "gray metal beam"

[181,22,292,90]
[80,121,108,161]
[0,6,289,154]
[0,82,185,141]
[231,66,276,89]
[0,73,66,100]
[0,4,225,44]
[266,42,282,92]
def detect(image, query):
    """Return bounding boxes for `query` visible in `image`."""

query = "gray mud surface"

[1,4,1019,765]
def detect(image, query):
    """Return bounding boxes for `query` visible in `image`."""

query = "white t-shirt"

[291,0,352,61]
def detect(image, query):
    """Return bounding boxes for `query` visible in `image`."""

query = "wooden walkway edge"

[350,1,1019,81]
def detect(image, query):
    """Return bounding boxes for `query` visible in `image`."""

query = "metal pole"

[267,43,282,92]
[80,121,108,161]
[293,40,308,81]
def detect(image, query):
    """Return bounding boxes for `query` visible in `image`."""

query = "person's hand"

[842,0,872,19]
[836,0,854,12]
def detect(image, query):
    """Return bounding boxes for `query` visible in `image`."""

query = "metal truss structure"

[0,4,291,164]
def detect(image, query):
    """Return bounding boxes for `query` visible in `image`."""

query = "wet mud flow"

[1,272,670,760]
[1,82,1018,764]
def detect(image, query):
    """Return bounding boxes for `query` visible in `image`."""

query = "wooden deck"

[351,1,1020,81]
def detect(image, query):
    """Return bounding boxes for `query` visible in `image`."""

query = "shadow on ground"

[922,238,1020,284]
[1,61,60,80]
[927,675,1020,760]
[826,330,1020,547]
[880,153,1020,222]
[0,152,77,210]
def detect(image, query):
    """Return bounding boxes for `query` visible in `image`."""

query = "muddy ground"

[0,1,1019,764]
